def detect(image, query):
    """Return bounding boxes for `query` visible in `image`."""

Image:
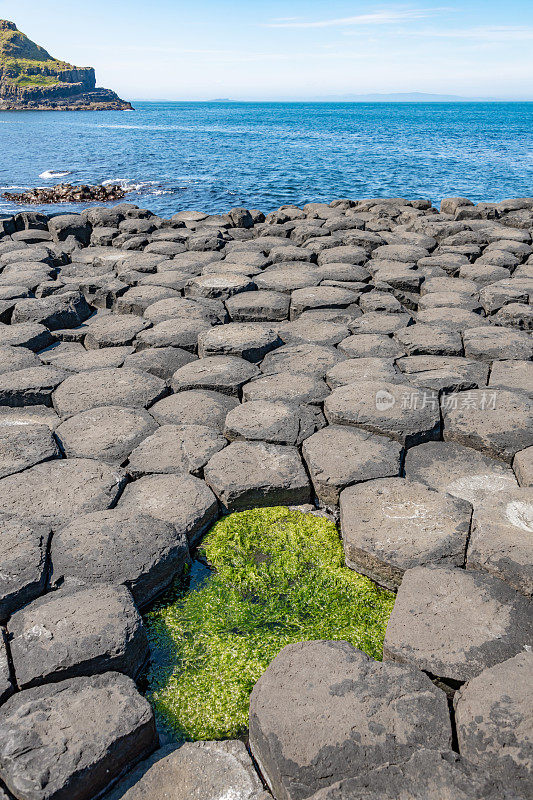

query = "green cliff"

[0,20,132,110]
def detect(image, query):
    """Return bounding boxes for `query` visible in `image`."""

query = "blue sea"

[0,101,532,217]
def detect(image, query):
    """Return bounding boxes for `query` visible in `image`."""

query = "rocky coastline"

[3,184,127,205]
[0,195,531,800]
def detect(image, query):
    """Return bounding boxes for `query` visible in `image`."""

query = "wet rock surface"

[0,195,531,799]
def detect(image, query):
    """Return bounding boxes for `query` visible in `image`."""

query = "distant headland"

[0,20,132,111]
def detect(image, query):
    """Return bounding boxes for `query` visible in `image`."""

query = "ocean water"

[0,101,532,217]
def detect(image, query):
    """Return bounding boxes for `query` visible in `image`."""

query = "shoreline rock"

[3,184,128,204]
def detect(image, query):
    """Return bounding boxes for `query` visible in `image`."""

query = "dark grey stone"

[52,368,167,418]
[340,478,471,589]
[0,346,40,375]
[117,474,218,547]
[51,509,190,609]
[84,315,150,349]
[9,584,149,688]
[0,458,126,528]
[463,326,533,361]
[149,389,238,431]
[337,334,406,359]
[489,360,533,397]
[171,355,259,396]
[198,323,282,362]
[11,293,92,331]
[127,424,227,477]
[325,358,399,388]
[260,343,344,377]
[106,740,264,800]
[55,406,157,464]
[0,634,12,704]
[185,273,256,300]
[0,672,157,800]
[325,380,440,447]
[349,312,412,336]
[242,372,330,405]
[514,446,533,486]
[467,488,533,595]
[225,401,325,446]
[0,365,68,406]
[135,317,212,351]
[454,653,533,799]
[115,286,180,315]
[396,355,489,393]
[384,565,533,684]
[204,441,311,512]
[39,342,132,373]
[123,346,197,381]
[442,388,533,463]
[307,750,492,800]
[404,440,518,507]
[302,426,402,506]
[395,324,463,356]
[226,290,290,322]
[249,640,451,800]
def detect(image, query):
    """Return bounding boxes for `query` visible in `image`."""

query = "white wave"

[39,170,73,179]
[102,178,175,196]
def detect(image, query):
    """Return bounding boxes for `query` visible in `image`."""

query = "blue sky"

[3,1,533,99]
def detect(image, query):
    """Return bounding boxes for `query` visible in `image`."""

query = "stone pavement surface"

[0,195,531,799]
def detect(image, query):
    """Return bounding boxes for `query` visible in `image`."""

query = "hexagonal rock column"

[8,584,149,689]
[306,750,490,800]
[324,380,440,448]
[52,368,167,419]
[0,673,157,800]
[126,424,227,478]
[118,469,219,542]
[383,566,533,689]
[454,653,533,799]
[224,401,325,446]
[249,640,451,800]
[54,406,158,464]
[198,323,282,362]
[205,441,311,512]
[340,478,472,590]
[171,355,259,396]
[467,488,533,595]
[106,740,265,800]
[0,459,126,528]
[50,510,190,611]
[302,427,403,506]
[441,388,533,463]
[404,441,518,507]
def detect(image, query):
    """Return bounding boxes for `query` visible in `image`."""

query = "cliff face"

[0,20,132,110]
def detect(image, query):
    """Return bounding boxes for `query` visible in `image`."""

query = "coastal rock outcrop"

[0,20,132,111]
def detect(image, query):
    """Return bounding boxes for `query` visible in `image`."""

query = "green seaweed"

[144,507,394,742]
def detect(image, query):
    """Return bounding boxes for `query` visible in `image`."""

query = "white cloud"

[265,8,444,29]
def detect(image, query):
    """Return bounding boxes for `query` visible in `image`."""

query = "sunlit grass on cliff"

[144,506,395,742]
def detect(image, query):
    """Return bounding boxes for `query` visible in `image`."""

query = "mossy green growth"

[144,507,394,742]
